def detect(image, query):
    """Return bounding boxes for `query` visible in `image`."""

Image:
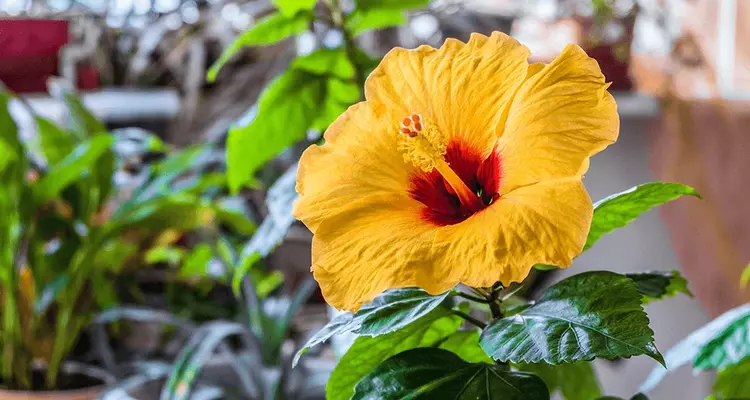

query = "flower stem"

[452,290,491,304]
[451,310,487,329]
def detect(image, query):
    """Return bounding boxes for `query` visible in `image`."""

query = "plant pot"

[0,363,114,400]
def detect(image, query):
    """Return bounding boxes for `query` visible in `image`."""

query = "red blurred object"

[0,19,99,93]
[587,45,633,91]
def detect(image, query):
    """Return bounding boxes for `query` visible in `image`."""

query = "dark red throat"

[408,140,503,226]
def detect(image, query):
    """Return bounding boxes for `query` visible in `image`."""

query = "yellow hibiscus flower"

[294,32,619,311]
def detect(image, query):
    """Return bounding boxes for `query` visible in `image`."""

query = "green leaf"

[597,395,648,400]
[272,0,316,17]
[294,312,356,366]
[145,246,185,265]
[711,357,750,399]
[356,0,430,10]
[207,11,312,82]
[437,329,492,363]
[231,252,261,297]
[327,313,463,400]
[741,263,750,288]
[517,362,602,400]
[179,244,214,279]
[63,91,107,136]
[311,78,359,132]
[33,134,114,202]
[291,48,356,79]
[640,304,750,392]
[227,69,325,192]
[346,8,407,36]
[585,183,699,250]
[253,269,284,298]
[353,287,450,336]
[34,116,75,165]
[352,348,550,400]
[694,310,750,371]
[626,271,693,304]
[480,271,663,365]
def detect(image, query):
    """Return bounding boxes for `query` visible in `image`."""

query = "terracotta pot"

[0,363,113,400]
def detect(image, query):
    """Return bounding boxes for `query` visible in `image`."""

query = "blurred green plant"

[0,88,256,390]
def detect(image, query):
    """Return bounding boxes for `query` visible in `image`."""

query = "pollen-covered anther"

[399,113,423,138]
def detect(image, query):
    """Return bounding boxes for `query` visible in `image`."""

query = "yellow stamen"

[397,114,484,211]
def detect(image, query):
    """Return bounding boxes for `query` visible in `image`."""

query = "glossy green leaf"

[480,271,663,365]
[517,362,602,400]
[641,304,750,392]
[353,287,450,336]
[694,311,750,371]
[207,11,312,82]
[437,329,492,363]
[294,312,356,367]
[227,69,325,192]
[352,348,549,400]
[626,271,693,304]
[346,8,407,36]
[585,183,699,250]
[328,313,463,400]
[272,0,316,17]
[711,357,750,399]
[34,116,75,165]
[356,0,430,10]
[33,134,114,202]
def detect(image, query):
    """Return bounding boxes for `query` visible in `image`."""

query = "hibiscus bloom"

[294,32,619,311]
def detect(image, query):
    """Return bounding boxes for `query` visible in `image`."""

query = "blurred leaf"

[694,311,750,370]
[34,275,70,314]
[585,183,699,250]
[741,263,750,288]
[517,362,602,400]
[327,313,462,400]
[626,271,693,304]
[356,0,430,10]
[272,0,316,17]
[212,201,256,235]
[95,240,138,273]
[437,329,492,363]
[161,321,249,400]
[353,288,450,336]
[34,117,75,165]
[179,244,214,279]
[62,91,106,137]
[311,78,359,132]
[291,48,356,79]
[145,245,185,265]
[346,8,407,36]
[480,271,663,365]
[33,135,114,203]
[227,71,325,191]
[231,252,261,298]
[711,357,750,399]
[253,269,284,298]
[91,273,118,310]
[208,11,312,82]
[352,348,549,400]
[641,304,750,392]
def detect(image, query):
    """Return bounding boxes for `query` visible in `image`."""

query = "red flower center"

[408,140,503,226]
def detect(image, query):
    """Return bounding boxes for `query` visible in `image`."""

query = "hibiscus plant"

[212,0,750,399]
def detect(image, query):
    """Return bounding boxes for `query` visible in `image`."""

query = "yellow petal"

[311,201,448,311]
[499,45,619,193]
[294,102,412,233]
[365,32,530,157]
[431,178,593,287]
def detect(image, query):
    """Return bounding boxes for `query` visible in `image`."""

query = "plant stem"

[327,0,366,97]
[451,310,487,329]
[452,290,490,304]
